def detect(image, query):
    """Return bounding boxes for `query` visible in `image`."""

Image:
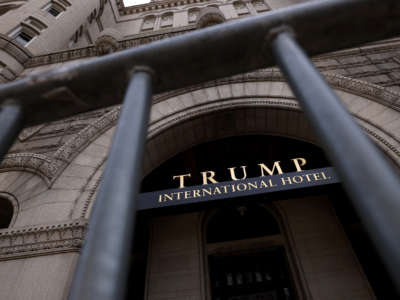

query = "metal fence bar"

[0,101,24,161]
[68,70,153,300]
[271,31,400,292]
[0,0,400,126]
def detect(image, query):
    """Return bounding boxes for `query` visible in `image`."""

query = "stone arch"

[22,74,399,218]
[0,171,47,227]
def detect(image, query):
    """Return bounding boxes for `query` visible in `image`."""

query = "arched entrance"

[135,134,376,300]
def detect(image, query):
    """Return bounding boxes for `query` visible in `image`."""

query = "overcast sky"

[123,0,150,6]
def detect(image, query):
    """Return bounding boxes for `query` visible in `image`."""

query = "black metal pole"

[271,31,400,292]
[0,101,24,162]
[68,69,153,300]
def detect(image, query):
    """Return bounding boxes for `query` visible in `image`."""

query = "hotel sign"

[137,164,340,211]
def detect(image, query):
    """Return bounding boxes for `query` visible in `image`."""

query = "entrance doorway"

[209,248,294,300]
[205,204,297,300]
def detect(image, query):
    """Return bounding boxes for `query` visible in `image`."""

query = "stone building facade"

[0,0,399,299]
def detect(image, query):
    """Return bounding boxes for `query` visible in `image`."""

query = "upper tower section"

[0,0,106,83]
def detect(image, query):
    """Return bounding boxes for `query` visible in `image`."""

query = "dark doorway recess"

[208,249,295,300]
[206,203,297,300]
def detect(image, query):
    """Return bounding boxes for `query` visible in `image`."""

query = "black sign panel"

[137,167,339,211]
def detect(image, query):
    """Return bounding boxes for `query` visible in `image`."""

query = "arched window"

[0,197,14,229]
[188,8,200,24]
[205,203,297,300]
[160,12,173,28]
[233,1,249,16]
[251,0,269,12]
[141,15,156,31]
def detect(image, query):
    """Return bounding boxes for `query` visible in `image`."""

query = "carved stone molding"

[154,70,400,111]
[94,28,123,55]
[0,220,87,260]
[25,27,194,68]
[54,108,118,162]
[1,71,399,185]
[0,153,63,185]
[196,7,226,28]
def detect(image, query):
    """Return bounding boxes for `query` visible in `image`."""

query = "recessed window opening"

[13,29,34,46]
[0,197,13,229]
[44,2,65,17]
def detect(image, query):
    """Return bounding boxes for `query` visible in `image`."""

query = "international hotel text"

[158,158,332,203]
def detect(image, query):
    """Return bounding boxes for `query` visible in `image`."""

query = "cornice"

[23,28,400,71]
[0,220,86,260]
[24,27,194,68]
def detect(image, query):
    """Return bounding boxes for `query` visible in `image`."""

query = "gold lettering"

[247,182,258,190]
[202,188,212,196]
[184,191,192,199]
[268,179,277,187]
[292,175,303,184]
[222,185,229,193]
[321,172,328,180]
[158,194,165,203]
[258,161,283,176]
[201,171,218,185]
[228,166,248,181]
[260,180,268,188]
[231,184,236,192]
[193,189,201,198]
[173,173,191,188]
[174,191,183,200]
[281,177,292,185]
[237,183,247,191]
[213,187,222,195]
[304,173,313,182]
[312,173,321,181]
[292,158,307,172]
[164,193,174,201]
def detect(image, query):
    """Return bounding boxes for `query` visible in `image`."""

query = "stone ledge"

[0,219,87,260]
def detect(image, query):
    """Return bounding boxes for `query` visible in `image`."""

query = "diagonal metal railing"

[0,0,399,298]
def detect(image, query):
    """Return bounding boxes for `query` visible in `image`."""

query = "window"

[234,1,250,16]
[44,2,65,17]
[10,27,36,46]
[141,15,156,31]
[0,197,14,229]
[16,31,33,44]
[251,0,269,12]
[188,8,200,24]
[160,12,173,28]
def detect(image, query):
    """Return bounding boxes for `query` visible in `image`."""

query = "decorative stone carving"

[94,28,122,55]
[141,15,156,31]
[233,1,249,15]
[251,0,269,12]
[0,220,86,260]
[160,12,173,28]
[196,7,226,29]
[18,124,44,142]
[188,8,200,24]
